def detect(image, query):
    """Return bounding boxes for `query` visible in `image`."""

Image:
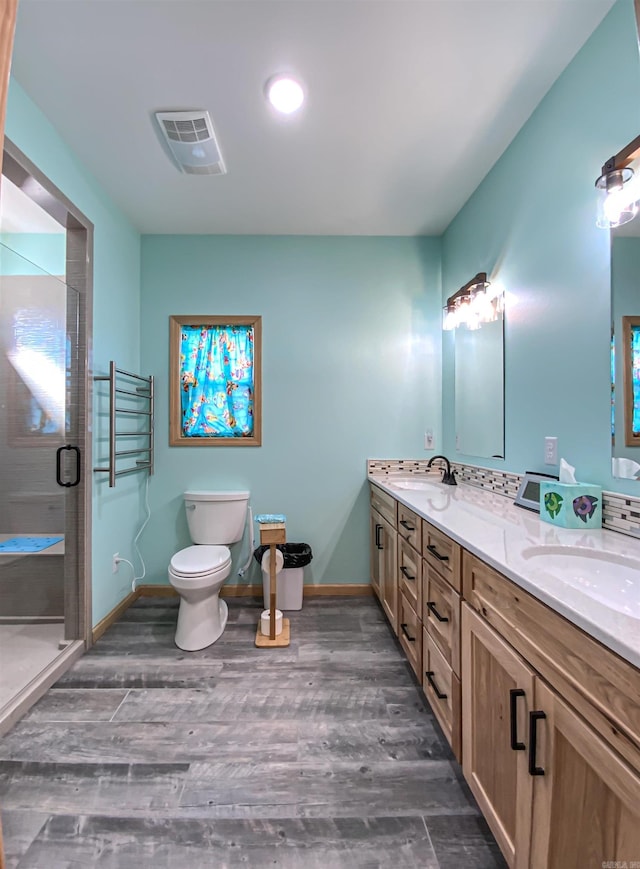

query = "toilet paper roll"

[261,548,284,575]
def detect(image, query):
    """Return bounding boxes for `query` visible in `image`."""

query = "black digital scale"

[513,471,559,513]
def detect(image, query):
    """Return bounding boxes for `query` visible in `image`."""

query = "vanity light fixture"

[265,75,305,115]
[443,273,502,331]
[596,133,640,228]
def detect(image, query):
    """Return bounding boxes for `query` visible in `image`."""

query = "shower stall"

[0,141,90,730]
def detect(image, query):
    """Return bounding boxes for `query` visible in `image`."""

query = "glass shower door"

[0,244,82,710]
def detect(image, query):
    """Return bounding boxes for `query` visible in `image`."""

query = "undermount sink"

[521,545,640,619]
[388,479,441,492]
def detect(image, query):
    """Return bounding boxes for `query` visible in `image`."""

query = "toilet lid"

[170,545,231,577]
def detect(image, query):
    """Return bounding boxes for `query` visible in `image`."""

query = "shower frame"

[0,138,93,734]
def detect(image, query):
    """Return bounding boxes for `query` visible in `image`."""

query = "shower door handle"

[56,444,81,487]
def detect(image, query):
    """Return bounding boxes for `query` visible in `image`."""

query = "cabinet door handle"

[400,623,415,642]
[375,524,383,550]
[400,565,415,582]
[426,544,449,562]
[509,689,526,751]
[528,710,546,775]
[425,670,448,699]
[426,601,449,623]
[399,519,415,532]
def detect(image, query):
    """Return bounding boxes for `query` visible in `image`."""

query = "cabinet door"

[529,680,640,868]
[398,537,421,614]
[398,591,422,677]
[423,562,461,674]
[369,508,383,600]
[380,516,398,634]
[423,628,461,761]
[461,604,535,868]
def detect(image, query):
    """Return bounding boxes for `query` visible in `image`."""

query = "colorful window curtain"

[180,324,255,438]
[632,323,640,437]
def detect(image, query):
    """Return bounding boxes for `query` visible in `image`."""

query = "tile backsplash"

[367,458,640,540]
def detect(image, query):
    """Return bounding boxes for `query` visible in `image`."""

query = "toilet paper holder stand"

[254,520,291,648]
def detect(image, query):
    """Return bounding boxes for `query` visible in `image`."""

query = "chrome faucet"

[427,454,457,486]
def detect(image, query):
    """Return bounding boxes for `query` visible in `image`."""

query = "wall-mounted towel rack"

[93,361,154,487]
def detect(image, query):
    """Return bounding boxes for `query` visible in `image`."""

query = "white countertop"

[369,473,640,669]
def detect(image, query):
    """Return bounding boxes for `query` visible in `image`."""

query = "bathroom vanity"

[369,471,640,868]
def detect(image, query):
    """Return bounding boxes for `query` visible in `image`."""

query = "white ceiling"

[10,0,617,236]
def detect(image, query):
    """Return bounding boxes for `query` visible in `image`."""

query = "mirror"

[454,311,505,460]
[611,214,640,479]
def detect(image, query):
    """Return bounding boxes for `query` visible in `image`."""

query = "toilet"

[168,490,249,651]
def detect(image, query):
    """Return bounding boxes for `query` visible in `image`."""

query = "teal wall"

[5,79,143,626]
[140,235,442,585]
[441,0,640,496]
[6,0,640,616]
[0,233,65,275]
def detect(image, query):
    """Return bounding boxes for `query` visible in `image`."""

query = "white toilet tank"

[184,490,249,544]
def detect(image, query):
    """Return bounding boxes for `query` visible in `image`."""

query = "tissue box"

[539,482,602,529]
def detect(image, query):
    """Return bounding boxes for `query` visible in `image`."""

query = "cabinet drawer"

[463,550,640,772]
[397,503,422,552]
[423,563,461,675]
[422,520,461,592]
[370,484,397,527]
[423,629,461,761]
[398,592,422,679]
[398,537,422,614]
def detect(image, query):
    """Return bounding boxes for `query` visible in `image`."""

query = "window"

[169,315,262,446]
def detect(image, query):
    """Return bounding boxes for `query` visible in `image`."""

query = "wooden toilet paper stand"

[255,521,290,648]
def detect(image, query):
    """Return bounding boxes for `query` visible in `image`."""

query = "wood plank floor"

[0,595,506,868]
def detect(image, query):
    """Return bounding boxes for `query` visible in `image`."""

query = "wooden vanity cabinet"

[462,551,640,868]
[370,482,640,867]
[398,590,422,677]
[421,519,462,761]
[423,629,462,761]
[461,603,535,867]
[369,485,398,633]
[422,520,461,592]
[529,680,640,867]
[398,504,422,612]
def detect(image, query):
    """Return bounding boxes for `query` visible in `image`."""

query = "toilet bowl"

[168,490,249,651]
[169,545,232,651]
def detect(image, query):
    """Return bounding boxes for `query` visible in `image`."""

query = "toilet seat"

[169,545,231,578]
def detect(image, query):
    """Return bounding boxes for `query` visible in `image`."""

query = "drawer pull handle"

[400,623,416,642]
[528,710,546,776]
[425,670,447,699]
[509,689,526,751]
[375,524,383,550]
[426,544,449,562]
[399,519,415,532]
[400,565,415,582]
[426,601,449,623]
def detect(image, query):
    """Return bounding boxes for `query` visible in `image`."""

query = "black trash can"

[254,543,313,610]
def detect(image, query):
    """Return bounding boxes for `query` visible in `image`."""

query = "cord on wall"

[114,476,152,592]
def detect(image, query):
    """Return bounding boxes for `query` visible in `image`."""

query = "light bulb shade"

[442,306,456,330]
[443,273,503,331]
[595,166,638,228]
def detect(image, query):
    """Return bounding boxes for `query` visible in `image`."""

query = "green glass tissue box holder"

[539,481,602,529]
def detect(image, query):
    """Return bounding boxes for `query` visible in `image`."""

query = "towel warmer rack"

[93,361,154,487]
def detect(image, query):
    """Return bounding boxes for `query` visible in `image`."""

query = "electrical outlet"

[424,429,434,450]
[112,552,120,574]
[544,436,558,465]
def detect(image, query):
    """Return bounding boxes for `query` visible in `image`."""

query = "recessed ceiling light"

[265,75,305,115]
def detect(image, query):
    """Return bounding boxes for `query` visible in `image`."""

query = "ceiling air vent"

[155,110,226,175]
